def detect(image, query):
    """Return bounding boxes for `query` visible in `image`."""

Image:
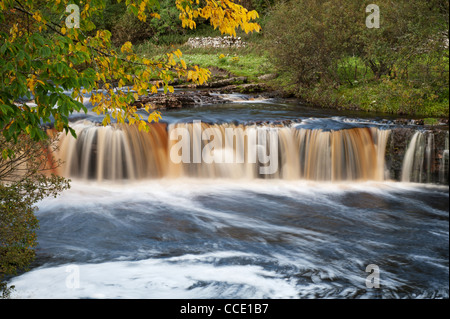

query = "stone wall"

[186,36,246,48]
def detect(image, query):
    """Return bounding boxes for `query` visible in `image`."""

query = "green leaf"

[0,42,9,55]
[16,49,25,62]
[69,127,77,139]
[57,63,63,74]
[0,104,14,114]
[2,148,9,160]
[33,34,44,46]
[39,46,51,58]
[128,4,138,16]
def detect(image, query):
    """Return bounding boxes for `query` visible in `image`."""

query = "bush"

[0,134,70,298]
[111,11,156,46]
[265,0,364,86]
[107,0,187,46]
[264,0,449,116]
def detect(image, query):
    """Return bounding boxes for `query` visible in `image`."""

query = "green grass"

[133,47,272,85]
[133,31,448,118]
[268,53,449,118]
[181,49,272,79]
[134,32,273,81]
[334,78,449,117]
[423,117,441,125]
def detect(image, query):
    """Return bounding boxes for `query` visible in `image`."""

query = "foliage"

[111,9,156,46]
[265,0,353,86]
[264,0,449,117]
[240,0,283,16]
[108,0,186,46]
[0,0,260,298]
[91,0,127,32]
[0,0,260,146]
[0,133,70,298]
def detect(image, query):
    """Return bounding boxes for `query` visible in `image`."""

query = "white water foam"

[9,251,298,299]
[7,179,448,299]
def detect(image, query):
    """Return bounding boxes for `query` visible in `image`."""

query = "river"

[8,92,449,299]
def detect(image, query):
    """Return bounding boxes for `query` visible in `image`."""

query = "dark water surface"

[9,180,448,299]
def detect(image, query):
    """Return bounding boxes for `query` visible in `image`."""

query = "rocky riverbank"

[132,83,449,127]
[132,74,273,110]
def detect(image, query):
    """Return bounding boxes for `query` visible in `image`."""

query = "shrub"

[1,134,70,298]
[264,0,449,116]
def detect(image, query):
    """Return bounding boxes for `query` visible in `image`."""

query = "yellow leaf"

[174,49,182,58]
[33,12,42,23]
[148,111,161,123]
[121,41,133,53]
[102,114,111,126]
[139,1,146,12]
[138,120,148,131]
[151,13,161,19]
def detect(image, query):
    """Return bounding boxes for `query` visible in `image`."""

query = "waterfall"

[400,130,449,184]
[401,131,425,182]
[49,120,449,184]
[56,121,168,181]
[52,120,393,182]
[440,132,449,184]
[278,127,389,181]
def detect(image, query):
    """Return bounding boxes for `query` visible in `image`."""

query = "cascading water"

[55,121,169,181]
[440,132,449,184]
[401,131,426,182]
[52,120,391,182]
[401,130,448,184]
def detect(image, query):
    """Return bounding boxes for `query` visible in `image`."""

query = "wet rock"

[133,91,228,109]
[197,76,248,89]
[214,83,268,94]
[385,128,416,181]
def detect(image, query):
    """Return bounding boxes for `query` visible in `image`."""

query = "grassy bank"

[134,30,271,81]
[134,31,448,119]
[268,53,449,118]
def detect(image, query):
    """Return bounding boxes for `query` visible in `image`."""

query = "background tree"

[0,0,260,298]
[0,0,261,145]
[265,0,448,115]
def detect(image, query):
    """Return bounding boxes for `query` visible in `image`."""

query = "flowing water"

[7,93,449,299]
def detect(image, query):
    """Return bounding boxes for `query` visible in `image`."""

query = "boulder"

[132,90,228,109]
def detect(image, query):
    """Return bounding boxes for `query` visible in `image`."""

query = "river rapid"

[8,93,449,299]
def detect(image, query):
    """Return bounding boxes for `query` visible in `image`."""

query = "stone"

[132,90,228,109]
[186,36,247,48]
